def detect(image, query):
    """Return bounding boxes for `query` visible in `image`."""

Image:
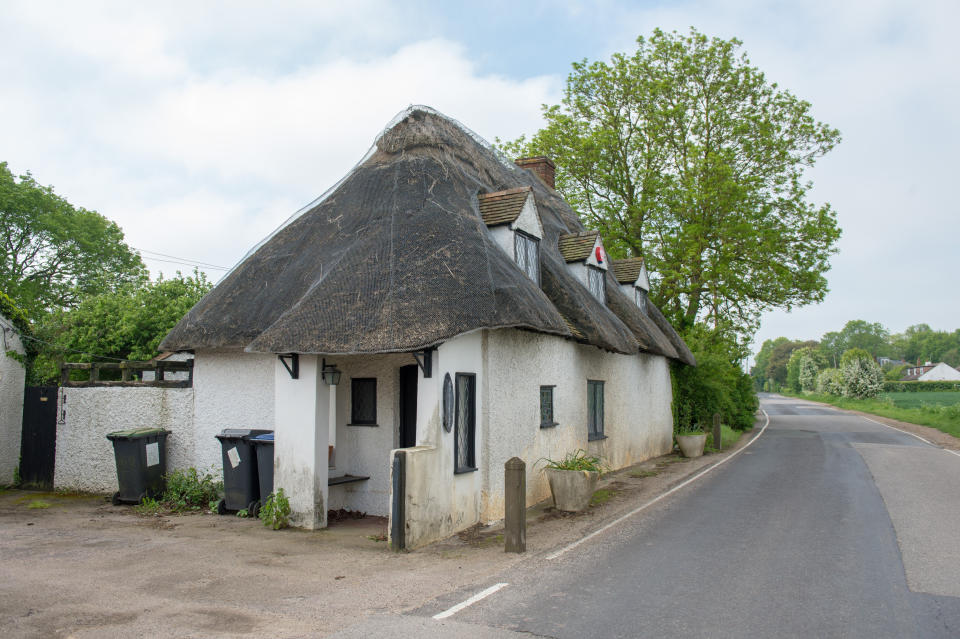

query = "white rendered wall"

[53,387,195,493]
[192,351,275,473]
[396,331,485,549]
[481,329,674,521]
[0,318,26,484]
[273,355,328,529]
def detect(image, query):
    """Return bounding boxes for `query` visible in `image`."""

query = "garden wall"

[0,315,26,485]
[54,387,195,493]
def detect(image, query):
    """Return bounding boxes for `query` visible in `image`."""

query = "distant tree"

[767,340,817,388]
[798,354,819,392]
[816,367,843,395]
[751,336,789,389]
[31,271,211,382]
[499,27,841,338]
[820,320,888,363]
[787,345,825,392]
[0,162,146,316]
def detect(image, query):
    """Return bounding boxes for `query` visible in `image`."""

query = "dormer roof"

[478,186,532,227]
[558,231,601,262]
[611,258,644,284]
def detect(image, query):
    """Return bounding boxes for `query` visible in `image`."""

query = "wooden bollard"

[713,413,722,451]
[504,457,526,553]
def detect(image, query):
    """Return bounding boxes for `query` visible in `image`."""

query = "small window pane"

[588,380,604,439]
[351,378,377,424]
[514,232,540,284]
[588,266,605,301]
[635,288,647,313]
[540,386,555,428]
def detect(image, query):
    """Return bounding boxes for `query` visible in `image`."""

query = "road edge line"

[545,409,771,561]
[432,583,509,620]
[857,414,938,447]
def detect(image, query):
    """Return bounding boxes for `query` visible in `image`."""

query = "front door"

[398,365,418,448]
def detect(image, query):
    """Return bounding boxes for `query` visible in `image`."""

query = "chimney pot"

[515,156,556,189]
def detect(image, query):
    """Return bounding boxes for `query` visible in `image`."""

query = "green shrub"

[816,368,843,395]
[259,487,291,530]
[134,496,162,516]
[883,381,960,393]
[163,467,222,512]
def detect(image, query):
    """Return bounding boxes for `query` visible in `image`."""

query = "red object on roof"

[595,246,605,264]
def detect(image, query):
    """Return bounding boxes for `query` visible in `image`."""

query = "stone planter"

[545,468,599,512]
[676,433,707,458]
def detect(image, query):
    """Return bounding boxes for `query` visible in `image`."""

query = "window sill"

[454,466,478,475]
[347,423,379,427]
[540,421,559,429]
[587,433,607,442]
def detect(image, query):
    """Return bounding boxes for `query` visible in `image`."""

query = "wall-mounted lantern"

[321,358,342,386]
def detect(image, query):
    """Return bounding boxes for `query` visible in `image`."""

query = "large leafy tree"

[501,28,841,337]
[31,271,212,382]
[0,162,146,316]
[819,319,889,365]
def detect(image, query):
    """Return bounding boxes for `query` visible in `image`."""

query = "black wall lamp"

[321,358,342,386]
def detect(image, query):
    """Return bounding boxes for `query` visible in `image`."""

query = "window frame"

[514,230,541,284]
[587,265,606,301]
[349,377,378,426]
[635,287,647,313]
[540,385,557,429]
[454,373,477,474]
[587,380,605,441]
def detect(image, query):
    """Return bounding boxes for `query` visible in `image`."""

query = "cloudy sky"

[2,0,956,361]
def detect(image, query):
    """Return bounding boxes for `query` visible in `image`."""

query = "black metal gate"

[19,386,58,489]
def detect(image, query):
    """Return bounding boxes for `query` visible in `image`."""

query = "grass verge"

[783,391,960,439]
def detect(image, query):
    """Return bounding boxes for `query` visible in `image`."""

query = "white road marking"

[858,415,937,447]
[432,583,509,620]
[545,410,771,561]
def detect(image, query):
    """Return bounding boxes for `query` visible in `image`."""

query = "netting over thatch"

[160,107,694,365]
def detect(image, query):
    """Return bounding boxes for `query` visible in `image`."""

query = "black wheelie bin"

[248,432,275,517]
[106,428,171,505]
[214,428,271,514]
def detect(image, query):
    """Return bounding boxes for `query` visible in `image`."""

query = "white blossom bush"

[816,368,844,395]
[840,358,884,399]
[799,355,819,392]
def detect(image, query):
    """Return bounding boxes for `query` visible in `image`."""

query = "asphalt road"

[354,394,960,638]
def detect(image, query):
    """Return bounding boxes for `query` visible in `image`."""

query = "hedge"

[882,381,960,393]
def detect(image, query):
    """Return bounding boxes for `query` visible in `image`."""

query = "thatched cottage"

[161,106,693,548]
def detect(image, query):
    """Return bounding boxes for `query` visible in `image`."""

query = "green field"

[881,391,960,409]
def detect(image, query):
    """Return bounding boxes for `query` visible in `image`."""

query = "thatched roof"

[160,107,694,365]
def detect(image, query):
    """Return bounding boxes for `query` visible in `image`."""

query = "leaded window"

[540,386,556,428]
[587,380,605,440]
[514,231,540,284]
[454,373,476,473]
[350,378,377,425]
[588,265,605,301]
[635,288,648,313]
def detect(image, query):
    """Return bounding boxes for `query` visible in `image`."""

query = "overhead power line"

[132,247,229,271]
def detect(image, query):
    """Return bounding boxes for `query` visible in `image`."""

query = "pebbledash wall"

[398,328,674,549]
[0,315,26,484]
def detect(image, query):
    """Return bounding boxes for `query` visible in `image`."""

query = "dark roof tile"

[478,187,531,227]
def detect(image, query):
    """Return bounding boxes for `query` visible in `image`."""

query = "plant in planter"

[539,450,605,512]
[676,426,707,458]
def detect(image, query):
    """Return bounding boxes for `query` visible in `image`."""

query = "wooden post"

[504,457,526,553]
[713,413,722,451]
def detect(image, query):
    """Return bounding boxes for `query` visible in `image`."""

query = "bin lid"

[106,427,169,441]
[250,432,274,442]
[215,428,272,440]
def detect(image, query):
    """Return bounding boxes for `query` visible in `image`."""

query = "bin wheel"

[111,492,121,506]
[215,498,227,515]
[250,501,261,518]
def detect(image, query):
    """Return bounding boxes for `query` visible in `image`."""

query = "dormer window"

[478,186,544,284]
[611,257,650,313]
[558,230,609,304]
[514,231,540,284]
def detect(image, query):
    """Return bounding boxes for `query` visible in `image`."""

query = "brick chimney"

[515,156,555,189]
